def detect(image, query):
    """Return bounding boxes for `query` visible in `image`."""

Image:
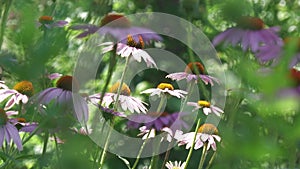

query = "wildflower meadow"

[0,0,300,169]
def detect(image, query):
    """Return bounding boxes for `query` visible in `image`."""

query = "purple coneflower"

[100,34,157,68]
[0,81,33,110]
[127,112,188,131]
[165,161,186,169]
[89,82,148,114]
[187,100,224,117]
[37,16,68,29]
[141,83,187,98]
[37,75,89,123]
[256,37,300,66]
[213,16,282,53]
[177,123,221,151]
[166,62,219,85]
[70,13,162,43]
[0,109,23,151]
[11,117,38,133]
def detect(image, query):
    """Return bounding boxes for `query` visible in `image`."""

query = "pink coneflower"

[100,35,157,68]
[137,126,156,140]
[141,83,187,98]
[166,62,219,85]
[177,123,221,151]
[70,13,162,43]
[89,82,148,114]
[0,81,33,110]
[37,75,89,123]
[187,100,224,117]
[37,16,68,29]
[213,16,282,53]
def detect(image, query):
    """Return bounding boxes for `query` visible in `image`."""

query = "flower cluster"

[0,11,227,169]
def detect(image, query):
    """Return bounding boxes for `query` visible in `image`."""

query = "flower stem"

[99,56,131,168]
[184,118,201,169]
[160,140,173,169]
[113,56,131,110]
[198,143,208,169]
[156,95,166,113]
[131,131,151,169]
[180,81,195,112]
[149,138,162,169]
[0,0,13,51]
[205,151,216,169]
[91,46,117,132]
[53,133,62,169]
[99,122,114,168]
[92,46,117,167]
[42,132,49,156]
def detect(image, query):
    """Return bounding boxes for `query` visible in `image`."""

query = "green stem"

[91,48,117,131]
[149,138,162,169]
[184,118,201,169]
[141,96,166,169]
[156,95,166,113]
[131,131,151,169]
[113,56,130,110]
[98,122,114,168]
[0,0,12,51]
[99,56,130,168]
[42,132,49,156]
[93,120,106,168]
[160,140,173,169]
[53,133,62,169]
[205,151,216,169]
[198,143,208,169]
[180,81,195,112]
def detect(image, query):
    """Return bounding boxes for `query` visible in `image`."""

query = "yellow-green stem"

[205,151,217,169]
[131,131,151,169]
[198,143,208,169]
[0,0,13,50]
[184,118,201,169]
[99,56,130,168]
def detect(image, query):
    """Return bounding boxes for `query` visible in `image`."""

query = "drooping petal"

[6,123,23,151]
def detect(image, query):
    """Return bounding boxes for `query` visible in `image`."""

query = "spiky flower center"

[147,111,169,117]
[197,123,218,135]
[185,62,205,75]
[16,118,26,123]
[290,68,300,85]
[56,75,80,92]
[127,34,144,49]
[39,16,54,24]
[236,16,264,30]
[13,81,34,97]
[0,109,8,126]
[198,100,211,108]
[100,13,131,27]
[157,83,174,90]
[109,82,131,96]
